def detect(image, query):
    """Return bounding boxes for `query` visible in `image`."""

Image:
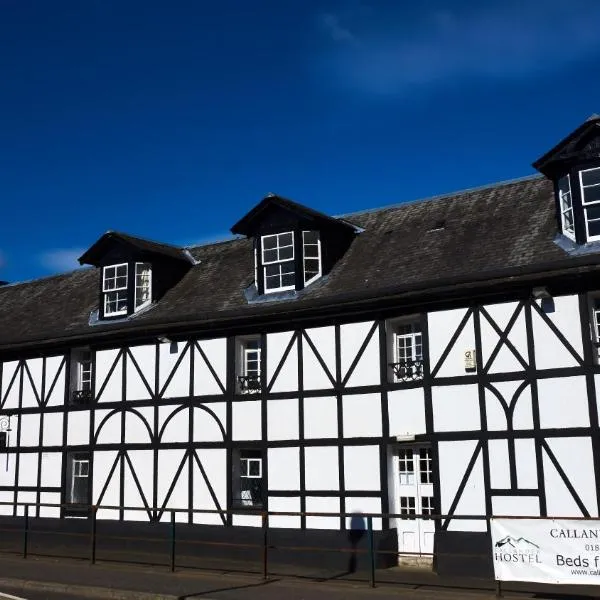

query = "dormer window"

[134,263,152,310]
[262,232,295,292]
[303,231,321,285]
[580,167,600,241]
[558,175,575,241]
[101,262,152,318]
[230,193,358,298]
[103,263,129,316]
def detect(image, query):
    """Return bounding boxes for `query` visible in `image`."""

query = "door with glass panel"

[392,445,435,555]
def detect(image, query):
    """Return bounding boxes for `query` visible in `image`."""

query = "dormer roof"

[533,114,600,177]
[78,231,195,267]
[230,194,359,237]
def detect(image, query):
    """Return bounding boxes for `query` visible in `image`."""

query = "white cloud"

[318,0,600,95]
[38,249,85,273]
[319,13,356,43]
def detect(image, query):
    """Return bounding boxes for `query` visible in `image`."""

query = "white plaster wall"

[40,452,62,487]
[345,496,382,530]
[124,450,153,521]
[340,322,379,388]
[159,342,190,399]
[438,440,486,532]
[387,388,426,438]
[344,445,380,491]
[95,410,122,444]
[126,344,155,401]
[232,513,262,527]
[16,491,36,515]
[125,409,152,444]
[428,308,475,379]
[0,491,12,515]
[305,496,340,529]
[302,326,336,390]
[43,413,63,447]
[39,492,61,518]
[492,496,539,517]
[532,295,583,370]
[159,406,187,444]
[268,447,300,491]
[157,449,188,522]
[545,437,598,517]
[93,450,120,519]
[480,302,528,374]
[232,401,261,441]
[269,496,301,528]
[267,331,298,393]
[19,414,40,446]
[305,446,339,491]
[18,453,38,487]
[0,451,16,487]
[95,349,123,403]
[22,358,44,408]
[538,376,589,429]
[303,396,337,439]
[196,338,227,395]
[515,438,537,488]
[342,394,381,438]
[267,398,299,441]
[193,449,226,525]
[488,439,510,489]
[67,411,90,446]
[1,361,20,410]
[194,404,226,442]
[44,356,66,407]
[432,384,480,432]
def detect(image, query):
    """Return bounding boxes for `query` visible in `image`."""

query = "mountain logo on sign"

[495,536,540,550]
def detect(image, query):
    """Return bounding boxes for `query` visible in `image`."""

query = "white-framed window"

[302,231,321,285]
[262,232,295,292]
[558,175,575,241]
[398,448,415,485]
[580,167,600,241]
[70,349,93,405]
[421,496,434,516]
[69,455,90,504]
[236,450,263,507]
[134,262,152,310]
[388,319,424,381]
[237,336,261,393]
[399,496,416,516]
[419,448,432,484]
[102,263,128,316]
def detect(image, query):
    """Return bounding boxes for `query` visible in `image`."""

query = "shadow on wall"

[347,512,366,574]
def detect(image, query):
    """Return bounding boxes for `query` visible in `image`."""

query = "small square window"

[234,450,263,508]
[399,496,416,517]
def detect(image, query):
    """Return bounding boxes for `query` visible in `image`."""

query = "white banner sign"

[491,518,600,585]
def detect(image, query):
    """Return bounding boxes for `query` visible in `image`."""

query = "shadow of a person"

[347,512,366,573]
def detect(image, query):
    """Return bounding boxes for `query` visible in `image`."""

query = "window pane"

[582,168,600,187]
[265,276,280,290]
[248,460,261,476]
[263,249,277,263]
[279,232,293,247]
[588,219,600,238]
[240,459,248,476]
[280,260,295,275]
[262,236,277,250]
[558,175,571,195]
[303,231,319,244]
[279,245,293,260]
[265,264,280,276]
[587,205,600,220]
[583,185,600,204]
[281,273,295,287]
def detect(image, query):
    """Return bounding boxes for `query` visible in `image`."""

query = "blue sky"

[2,0,600,282]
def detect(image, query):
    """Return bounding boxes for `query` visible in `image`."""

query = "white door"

[392,445,435,555]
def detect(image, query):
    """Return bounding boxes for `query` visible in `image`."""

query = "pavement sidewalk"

[0,553,598,600]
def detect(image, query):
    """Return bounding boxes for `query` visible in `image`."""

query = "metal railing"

[0,502,595,596]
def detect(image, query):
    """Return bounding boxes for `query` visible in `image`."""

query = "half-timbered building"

[1,116,600,573]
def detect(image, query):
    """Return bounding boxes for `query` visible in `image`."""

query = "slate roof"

[78,231,195,265]
[0,174,598,351]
